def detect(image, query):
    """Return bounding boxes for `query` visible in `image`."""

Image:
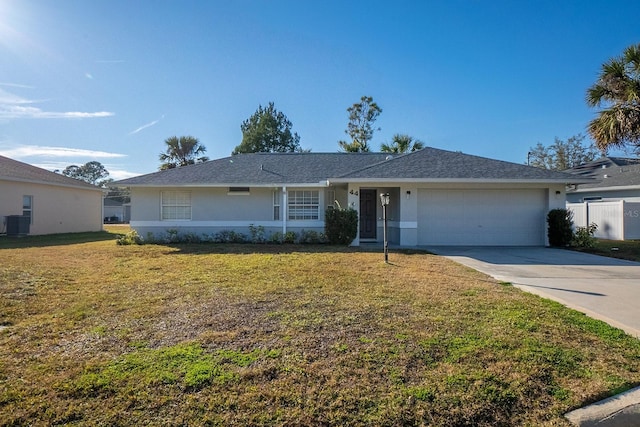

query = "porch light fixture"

[380,193,390,263]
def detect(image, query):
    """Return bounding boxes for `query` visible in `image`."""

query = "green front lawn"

[576,239,640,262]
[0,230,639,426]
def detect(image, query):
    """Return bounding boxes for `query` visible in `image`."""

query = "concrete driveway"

[424,246,640,338]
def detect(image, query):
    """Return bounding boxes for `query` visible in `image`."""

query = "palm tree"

[380,134,424,153]
[586,43,640,153]
[158,136,209,170]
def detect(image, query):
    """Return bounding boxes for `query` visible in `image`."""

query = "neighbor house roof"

[564,157,640,192]
[0,155,103,191]
[104,198,125,207]
[115,147,592,187]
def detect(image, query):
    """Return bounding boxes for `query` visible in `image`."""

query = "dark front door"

[359,189,377,239]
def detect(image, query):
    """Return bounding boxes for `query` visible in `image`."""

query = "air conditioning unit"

[6,215,30,237]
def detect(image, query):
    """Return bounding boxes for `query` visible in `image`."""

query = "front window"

[161,191,191,220]
[23,195,33,224]
[288,190,319,220]
[273,190,281,220]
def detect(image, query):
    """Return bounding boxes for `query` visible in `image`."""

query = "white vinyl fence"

[567,201,640,240]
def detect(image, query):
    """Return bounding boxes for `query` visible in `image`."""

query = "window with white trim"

[288,190,319,220]
[273,190,281,220]
[23,195,33,224]
[161,191,191,220]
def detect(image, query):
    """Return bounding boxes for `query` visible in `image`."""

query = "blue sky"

[1,0,638,179]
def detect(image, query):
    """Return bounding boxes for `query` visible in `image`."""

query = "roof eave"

[115,181,329,188]
[0,175,104,192]
[328,177,593,185]
[569,184,640,193]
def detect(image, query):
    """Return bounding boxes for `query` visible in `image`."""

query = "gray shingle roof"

[116,152,391,186]
[565,157,640,191]
[337,147,584,181]
[0,155,102,190]
[115,147,589,187]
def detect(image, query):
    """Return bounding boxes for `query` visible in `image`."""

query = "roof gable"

[0,155,102,191]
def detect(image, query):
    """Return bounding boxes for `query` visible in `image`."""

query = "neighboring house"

[103,198,131,223]
[0,155,104,236]
[565,157,640,203]
[565,157,640,240]
[114,147,590,246]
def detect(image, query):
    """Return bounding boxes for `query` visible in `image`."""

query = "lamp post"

[380,192,390,263]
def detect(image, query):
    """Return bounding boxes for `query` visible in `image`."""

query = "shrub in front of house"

[249,224,266,243]
[325,206,358,245]
[298,229,327,244]
[118,228,332,245]
[116,230,143,245]
[572,222,598,248]
[213,230,248,243]
[547,208,574,247]
[283,231,297,244]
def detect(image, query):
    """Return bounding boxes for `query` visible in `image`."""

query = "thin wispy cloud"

[29,161,140,179]
[105,169,141,180]
[0,82,36,89]
[30,162,141,179]
[0,88,114,119]
[0,144,127,159]
[0,106,113,119]
[129,115,164,135]
[0,89,39,105]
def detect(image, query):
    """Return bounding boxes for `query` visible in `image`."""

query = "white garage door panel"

[417,189,546,246]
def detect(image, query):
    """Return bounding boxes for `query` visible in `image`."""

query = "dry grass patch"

[1,231,639,426]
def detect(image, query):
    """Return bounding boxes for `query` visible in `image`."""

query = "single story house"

[115,147,590,246]
[103,198,131,223]
[565,157,640,203]
[0,155,104,236]
[565,157,640,240]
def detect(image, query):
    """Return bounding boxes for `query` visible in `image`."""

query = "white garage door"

[417,189,546,246]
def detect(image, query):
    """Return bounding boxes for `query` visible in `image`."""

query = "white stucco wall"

[347,182,561,247]
[128,183,566,246]
[129,186,328,238]
[0,180,103,235]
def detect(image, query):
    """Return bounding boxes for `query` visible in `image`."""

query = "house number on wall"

[349,189,359,196]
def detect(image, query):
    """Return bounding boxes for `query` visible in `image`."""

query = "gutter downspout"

[101,189,106,231]
[282,186,287,236]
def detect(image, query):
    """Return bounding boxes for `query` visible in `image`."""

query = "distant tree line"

[527,134,602,171]
[57,161,129,203]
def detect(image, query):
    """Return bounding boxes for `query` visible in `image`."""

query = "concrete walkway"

[424,246,640,426]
